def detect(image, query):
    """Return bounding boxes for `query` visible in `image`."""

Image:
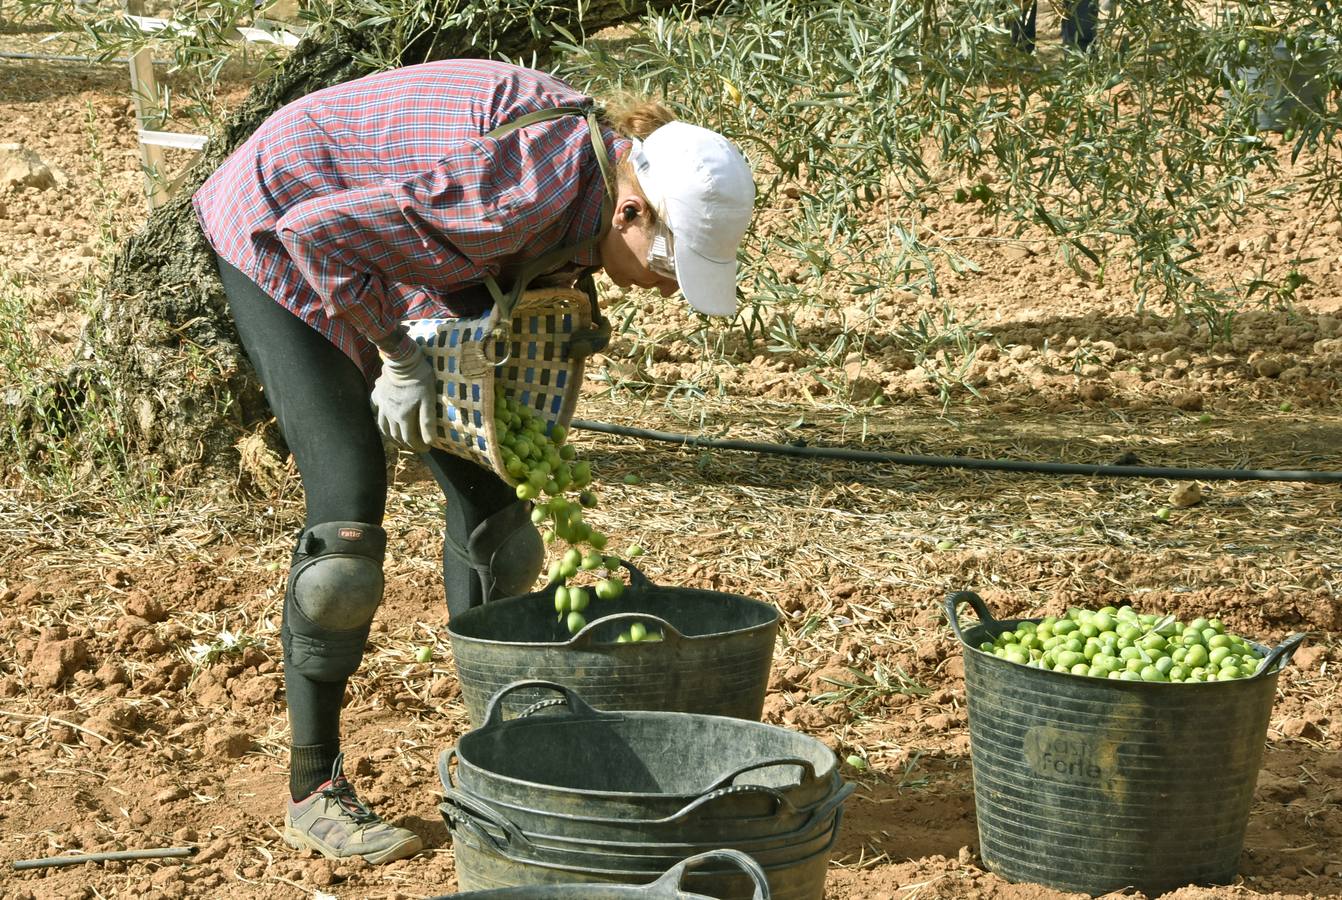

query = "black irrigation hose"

[569,419,1342,485]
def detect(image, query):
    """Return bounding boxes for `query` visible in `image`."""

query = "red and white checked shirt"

[193,60,628,380]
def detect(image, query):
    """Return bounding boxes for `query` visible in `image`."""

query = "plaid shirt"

[193,60,627,379]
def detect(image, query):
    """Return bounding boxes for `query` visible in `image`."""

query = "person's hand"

[370,345,436,453]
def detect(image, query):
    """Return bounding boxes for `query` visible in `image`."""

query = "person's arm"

[276,133,579,355]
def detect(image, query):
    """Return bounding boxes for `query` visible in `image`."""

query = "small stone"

[1253,356,1286,378]
[1078,381,1110,403]
[129,809,152,827]
[172,826,197,843]
[429,677,454,699]
[0,143,67,190]
[155,786,189,804]
[307,859,337,887]
[1278,717,1325,741]
[202,727,251,759]
[125,593,167,624]
[150,864,181,886]
[1291,645,1325,671]
[1169,482,1203,508]
[193,837,232,864]
[96,657,128,686]
[30,637,90,688]
[1172,391,1204,411]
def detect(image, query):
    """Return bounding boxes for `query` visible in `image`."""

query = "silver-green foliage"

[557,0,1340,338]
[11,0,1342,359]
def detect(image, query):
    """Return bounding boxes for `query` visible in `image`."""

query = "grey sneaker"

[283,753,423,864]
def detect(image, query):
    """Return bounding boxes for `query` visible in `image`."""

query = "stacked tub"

[439,681,853,900]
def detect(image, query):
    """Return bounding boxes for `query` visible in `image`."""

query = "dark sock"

[285,665,347,801]
[290,743,340,801]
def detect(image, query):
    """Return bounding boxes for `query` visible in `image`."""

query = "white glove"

[370,345,436,453]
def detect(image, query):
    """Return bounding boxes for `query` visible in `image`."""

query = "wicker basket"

[404,288,595,485]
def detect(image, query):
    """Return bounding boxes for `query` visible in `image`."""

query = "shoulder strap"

[480,104,616,324]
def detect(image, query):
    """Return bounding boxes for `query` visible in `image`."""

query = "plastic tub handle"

[791,780,856,834]
[481,679,603,727]
[662,783,798,824]
[437,747,458,790]
[648,849,772,899]
[566,612,686,648]
[705,756,820,792]
[1253,632,1308,678]
[438,788,533,855]
[617,558,654,590]
[944,590,995,646]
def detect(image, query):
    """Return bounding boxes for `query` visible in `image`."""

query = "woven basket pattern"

[404,288,591,484]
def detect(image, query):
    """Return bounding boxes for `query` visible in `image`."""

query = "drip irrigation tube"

[569,419,1342,484]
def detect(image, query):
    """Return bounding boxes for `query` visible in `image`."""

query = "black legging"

[217,257,516,762]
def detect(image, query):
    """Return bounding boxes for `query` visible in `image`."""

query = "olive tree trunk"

[75,1,698,487]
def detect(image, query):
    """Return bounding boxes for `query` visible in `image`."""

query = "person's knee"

[282,522,386,681]
[468,501,544,602]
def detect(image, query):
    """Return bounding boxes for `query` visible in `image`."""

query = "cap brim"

[674,246,738,317]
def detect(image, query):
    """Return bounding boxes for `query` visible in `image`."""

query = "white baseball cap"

[629,122,756,317]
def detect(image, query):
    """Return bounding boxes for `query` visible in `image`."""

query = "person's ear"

[615,195,647,228]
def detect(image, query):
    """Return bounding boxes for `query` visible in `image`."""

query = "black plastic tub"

[446,813,835,900]
[946,590,1304,896]
[446,681,842,829]
[429,849,771,899]
[449,562,778,725]
[438,681,851,900]
[438,783,849,868]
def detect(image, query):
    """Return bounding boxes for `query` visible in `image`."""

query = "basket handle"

[1252,632,1308,679]
[705,757,820,793]
[945,590,995,645]
[614,558,655,591]
[566,612,686,648]
[438,787,533,855]
[437,747,458,790]
[481,679,603,727]
[647,849,772,899]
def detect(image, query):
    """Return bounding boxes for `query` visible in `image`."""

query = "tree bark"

[75,1,700,486]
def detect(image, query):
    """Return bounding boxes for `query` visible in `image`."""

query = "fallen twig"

[0,709,113,745]
[12,846,196,871]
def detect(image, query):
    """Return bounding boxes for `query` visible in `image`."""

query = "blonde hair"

[600,94,676,220]
[601,93,676,140]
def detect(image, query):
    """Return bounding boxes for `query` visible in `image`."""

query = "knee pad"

[281,521,386,682]
[468,501,544,603]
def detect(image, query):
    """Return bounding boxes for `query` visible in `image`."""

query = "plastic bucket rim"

[440,782,853,852]
[448,817,842,878]
[966,622,1288,686]
[453,719,839,805]
[452,753,840,810]
[442,779,846,833]
[946,591,1304,687]
[446,808,843,864]
[448,587,780,647]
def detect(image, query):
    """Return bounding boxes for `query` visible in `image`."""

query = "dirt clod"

[30,637,89,688]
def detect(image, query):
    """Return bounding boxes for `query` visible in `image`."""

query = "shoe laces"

[321,775,379,826]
